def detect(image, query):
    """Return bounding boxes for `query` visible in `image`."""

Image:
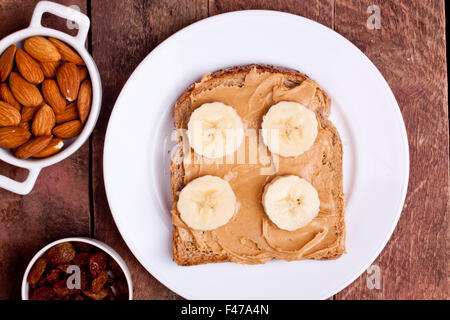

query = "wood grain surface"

[0,0,447,300]
[0,0,89,300]
[333,0,448,299]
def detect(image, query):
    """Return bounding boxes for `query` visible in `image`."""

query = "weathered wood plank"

[334,0,448,299]
[90,0,208,300]
[209,0,334,28]
[0,0,89,300]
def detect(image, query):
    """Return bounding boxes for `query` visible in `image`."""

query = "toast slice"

[171,64,345,266]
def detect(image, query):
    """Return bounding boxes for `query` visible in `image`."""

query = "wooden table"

[0,0,447,300]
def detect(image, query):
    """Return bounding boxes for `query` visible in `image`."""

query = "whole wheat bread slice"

[170,64,345,266]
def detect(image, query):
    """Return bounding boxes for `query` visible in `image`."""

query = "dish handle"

[29,1,90,46]
[0,168,41,195]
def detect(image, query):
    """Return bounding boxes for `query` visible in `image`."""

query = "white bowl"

[21,237,133,300]
[0,1,102,195]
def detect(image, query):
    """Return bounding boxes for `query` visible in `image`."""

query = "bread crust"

[171,64,345,266]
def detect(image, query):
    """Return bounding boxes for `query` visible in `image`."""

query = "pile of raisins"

[27,242,129,300]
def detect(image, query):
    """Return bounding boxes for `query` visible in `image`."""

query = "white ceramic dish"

[21,237,133,300]
[103,10,409,299]
[0,1,102,195]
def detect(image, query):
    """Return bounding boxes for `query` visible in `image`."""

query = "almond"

[40,61,60,78]
[21,106,39,122]
[56,63,80,102]
[15,49,44,84]
[48,37,84,65]
[24,36,60,62]
[0,44,16,82]
[55,102,78,124]
[32,137,64,158]
[9,72,43,107]
[77,79,92,124]
[18,121,30,132]
[0,83,21,111]
[0,127,31,148]
[14,135,52,159]
[32,104,55,136]
[42,79,66,113]
[78,66,88,82]
[52,120,82,139]
[0,101,21,126]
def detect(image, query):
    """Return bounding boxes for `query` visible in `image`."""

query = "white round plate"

[104,10,409,299]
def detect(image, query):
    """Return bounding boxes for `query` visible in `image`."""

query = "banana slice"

[261,101,318,157]
[187,102,244,158]
[177,175,236,231]
[262,175,320,231]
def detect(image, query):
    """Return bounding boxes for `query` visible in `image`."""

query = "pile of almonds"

[0,36,92,159]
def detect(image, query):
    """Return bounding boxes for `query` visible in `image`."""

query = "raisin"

[108,258,125,279]
[27,258,47,286]
[45,269,64,285]
[47,242,76,265]
[28,241,125,301]
[72,252,90,266]
[89,252,107,278]
[73,242,92,252]
[79,267,91,291]
[29,286,55,300]
[53,279,79,298]
[36,276,47,288]
[91,271,108,293]
[82,288,108,300]
[57,263,71,272]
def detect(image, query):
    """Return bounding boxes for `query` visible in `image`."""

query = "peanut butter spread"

[172,67,344,264]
